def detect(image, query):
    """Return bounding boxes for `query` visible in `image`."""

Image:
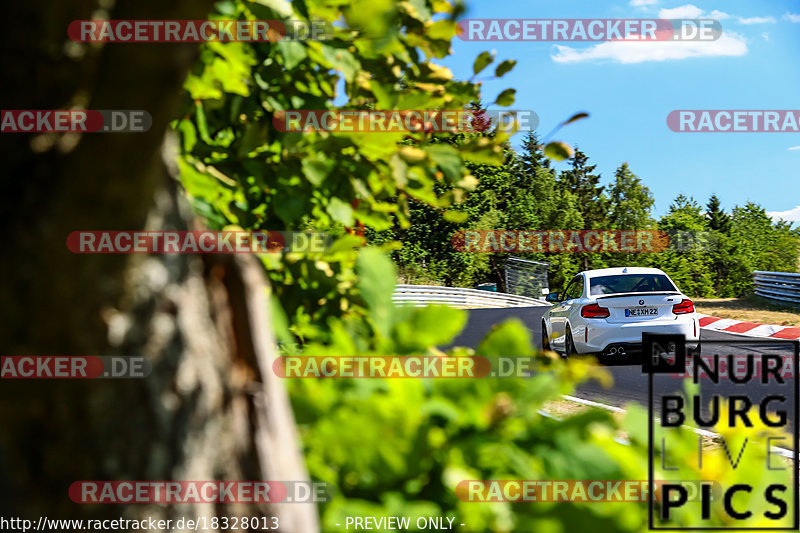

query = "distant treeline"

[371,132,800,297]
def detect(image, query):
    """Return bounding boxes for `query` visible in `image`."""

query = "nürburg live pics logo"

[645,334,799,530]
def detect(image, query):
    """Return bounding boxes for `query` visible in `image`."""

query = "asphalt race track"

[453,307,799,426]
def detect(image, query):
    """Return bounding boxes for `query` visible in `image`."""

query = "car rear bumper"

[572,315,700,355]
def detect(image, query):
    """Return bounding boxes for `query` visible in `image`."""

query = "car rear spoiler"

[594,291,680,300]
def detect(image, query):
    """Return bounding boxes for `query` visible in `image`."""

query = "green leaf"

[424,144,462,181]
[476,319,533,357]
[390,153,408,188]
[277,41,308,70]
[321,44,360,82]
[237,121,266,157]
[269,294,295,350]
[494,59,517,78]
[427,19,459,40]
[394,305,467,349]
[369,80,398,108]
[494,88,515,107]
[561,111,590,126]
[274,196,306,224]
[301,156,334,186]
[622,403,649,446]
[398,146,428,164]
[327,234,365,255]
[356,248,396,337]
[177,119,197,153]
[214,0,236,16]
[544,141,574,161]
[443,210,468,223]
[184,73,223,100]
[194,102,213,144]
[327,197,355,226]
[472,51,494,75]
[403,0,432,21]
[178,159,221,200]
[396,91,434,110]
[206,43,255,97]
[459,143,504,165]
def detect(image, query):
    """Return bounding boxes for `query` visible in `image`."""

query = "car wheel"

[541,321,551,351]
[564,327,577,358]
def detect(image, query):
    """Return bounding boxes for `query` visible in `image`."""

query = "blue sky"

[438,0,800,221]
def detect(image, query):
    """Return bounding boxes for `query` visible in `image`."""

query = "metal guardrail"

[753,271,800,305]
[505,257,550,299]
[393,284,549,309]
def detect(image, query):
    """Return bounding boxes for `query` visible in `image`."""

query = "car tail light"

[672,299,695,315]
[581,303,610,318]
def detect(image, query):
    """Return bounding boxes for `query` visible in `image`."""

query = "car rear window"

[589,274,677,295]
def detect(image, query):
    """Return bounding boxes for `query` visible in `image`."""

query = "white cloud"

[551,32,747,64]
[788,146,800,150]
[767,206,800,222]
[659,4,704,19]
[738,16,777,24]
[762,32,770,40]
[551,5,754,64]
[784,12,800,23]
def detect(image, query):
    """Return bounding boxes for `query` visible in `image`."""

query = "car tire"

[541,321,551,351]
[564,327,577,358]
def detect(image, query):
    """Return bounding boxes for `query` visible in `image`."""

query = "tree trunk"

[0,1,317,531]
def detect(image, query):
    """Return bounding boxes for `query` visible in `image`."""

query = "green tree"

[601,163,656,270]
[519,131,551,170]
[704,195,740,296]
[728,202,800,294]
[706,194,731,233]
[655,195,715,297]
[507,135,580,288]
[556,148,607,271]
[557,148,607,230]
[607,163,654,230]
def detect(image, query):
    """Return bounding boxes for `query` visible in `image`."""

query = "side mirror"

[545,292,560,303]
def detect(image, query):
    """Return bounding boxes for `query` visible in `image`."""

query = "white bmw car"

[541,267,700,357]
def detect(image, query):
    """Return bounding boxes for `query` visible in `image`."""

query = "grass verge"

[694,294,800,327]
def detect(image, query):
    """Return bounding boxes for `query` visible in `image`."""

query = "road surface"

[452,307,798,425]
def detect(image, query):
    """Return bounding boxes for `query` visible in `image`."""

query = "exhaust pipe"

[608,347,618,355]
[617,347,626,356]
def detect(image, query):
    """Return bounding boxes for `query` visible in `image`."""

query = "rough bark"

[0,1,317,531]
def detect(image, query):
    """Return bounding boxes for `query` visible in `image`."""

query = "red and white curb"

[698,313,800,340]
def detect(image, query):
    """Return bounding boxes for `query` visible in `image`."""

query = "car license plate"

[625,307,658,317]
